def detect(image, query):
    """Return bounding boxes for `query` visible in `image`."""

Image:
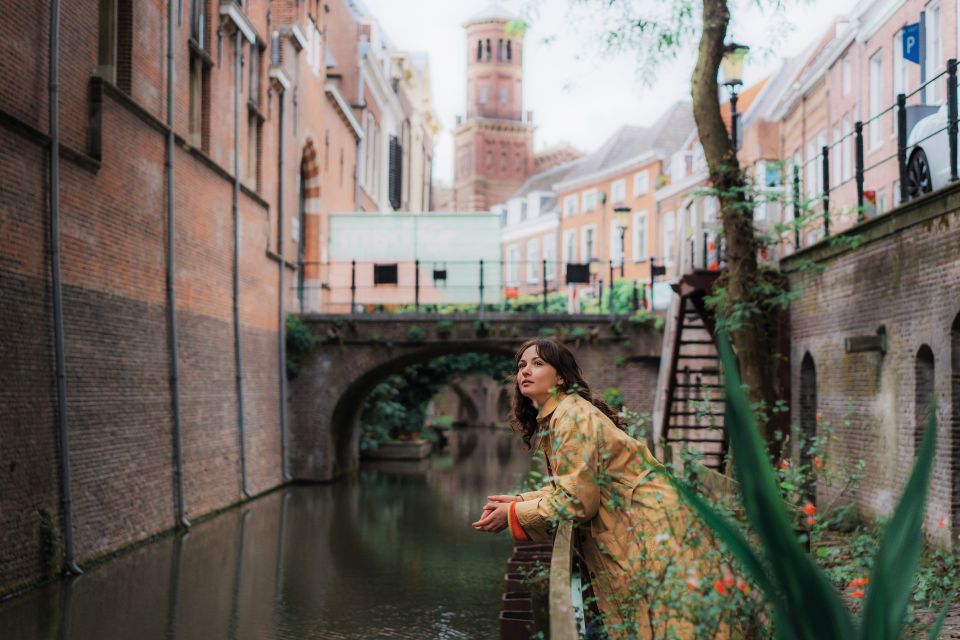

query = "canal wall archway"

[288,314,663,481]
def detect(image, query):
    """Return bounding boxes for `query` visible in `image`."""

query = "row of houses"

[493,0,957,306]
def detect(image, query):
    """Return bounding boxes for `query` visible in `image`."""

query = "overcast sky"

[361,0,862,185]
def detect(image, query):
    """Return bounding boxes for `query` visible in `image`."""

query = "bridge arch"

[288,314,663,481]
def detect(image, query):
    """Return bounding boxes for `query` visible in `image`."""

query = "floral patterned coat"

[508,392,713,639]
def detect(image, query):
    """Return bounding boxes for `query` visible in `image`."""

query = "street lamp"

[720,41,749,152]
[613,205,630,278]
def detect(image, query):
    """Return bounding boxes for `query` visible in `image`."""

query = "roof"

[554,101,695,188]
[510,156,584,199]
[464,4,518,26]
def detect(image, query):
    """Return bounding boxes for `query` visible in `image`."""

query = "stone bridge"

[289,313,664,480]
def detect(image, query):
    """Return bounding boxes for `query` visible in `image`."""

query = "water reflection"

[0,428,530,639]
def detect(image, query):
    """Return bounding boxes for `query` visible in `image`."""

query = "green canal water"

[0,428,531,639]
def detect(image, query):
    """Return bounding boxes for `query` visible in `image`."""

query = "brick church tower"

[453,5,535,211]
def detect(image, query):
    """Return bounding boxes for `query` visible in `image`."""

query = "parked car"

[905,101,954,200]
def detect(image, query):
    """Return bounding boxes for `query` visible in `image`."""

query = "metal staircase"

[661,270,727,471]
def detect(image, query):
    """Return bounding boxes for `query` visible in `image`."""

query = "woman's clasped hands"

[471,494,519,533]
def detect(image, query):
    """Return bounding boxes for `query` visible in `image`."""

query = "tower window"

[480,86,488,104]
[500,87,508,103]
[485,39,491,61]
[485,151,493,168]
[506,40,512,61]
[497,39,503,62]
[500,152,507,169]
[477,40,482,61]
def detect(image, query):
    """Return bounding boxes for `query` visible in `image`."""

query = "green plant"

[538,326,558,337]
[406,325,426,343]
[474,320,491,337]
[673,330,948,640]
[436,319,455,338]
[614,355,628,368]
[285,314,316,378]
[602,387,623,409]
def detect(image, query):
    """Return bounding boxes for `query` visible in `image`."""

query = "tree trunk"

[691,0,782,455]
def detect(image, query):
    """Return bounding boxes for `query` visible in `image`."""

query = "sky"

[361,0,863,185]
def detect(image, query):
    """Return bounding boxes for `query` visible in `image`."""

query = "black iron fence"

[791,58,959,247]
[294,257,683,314]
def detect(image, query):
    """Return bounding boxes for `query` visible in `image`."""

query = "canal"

[0,428,531,639]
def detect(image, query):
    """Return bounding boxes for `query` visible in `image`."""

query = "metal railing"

[295,258,672,314]
[789,58,959,249]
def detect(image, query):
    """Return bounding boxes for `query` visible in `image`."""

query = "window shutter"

[388,135,402,210]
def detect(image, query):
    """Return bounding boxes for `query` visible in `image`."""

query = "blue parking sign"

[903,23,920,64]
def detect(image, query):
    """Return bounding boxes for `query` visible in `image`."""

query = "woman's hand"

[472,495,521,532]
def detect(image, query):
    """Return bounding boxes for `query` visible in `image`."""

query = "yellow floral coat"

[510,393,712,639]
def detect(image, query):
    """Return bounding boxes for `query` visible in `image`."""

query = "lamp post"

[613,205,630,279]
[720,41,749,153]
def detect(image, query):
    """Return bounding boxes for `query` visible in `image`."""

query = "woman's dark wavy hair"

[510,338,625,449]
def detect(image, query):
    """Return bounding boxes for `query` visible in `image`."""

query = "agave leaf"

[715,330,855,639]
[859,397,938,640]
[926,596,952,640]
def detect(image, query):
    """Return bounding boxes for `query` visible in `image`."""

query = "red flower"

[801,502,817,516]
[848,577,869,589]
[813,456,823,470]
[938,519,948,528]
[851,589,865,599]
[713,579,728,596]
[686,576,699,591]
[779,459,790,470]
[736,579,750,595]
[806,516,816,526]
[723,572,735,588]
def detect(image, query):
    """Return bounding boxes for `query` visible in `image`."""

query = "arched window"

[485,39,491,61]
[951,315,960,539]
[915,344,935,454]
[506,40,512,61]
[477,40,482,61]
[799,352,817,501]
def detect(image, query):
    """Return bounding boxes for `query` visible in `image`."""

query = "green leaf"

[858,397,939,640]
[926,595,952,640]
[715,330,855,640]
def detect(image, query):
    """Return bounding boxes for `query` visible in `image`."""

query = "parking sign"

[903,23,920,64]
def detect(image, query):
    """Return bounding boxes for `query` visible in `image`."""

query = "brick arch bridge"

[289,314,664,481]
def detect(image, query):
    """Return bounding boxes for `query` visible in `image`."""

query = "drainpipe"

[275,76,290,481]
[49,0,82,577]
[166,0,189,529]
[233,30,250,498]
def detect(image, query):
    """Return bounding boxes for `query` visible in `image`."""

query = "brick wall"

[784,184,960,538]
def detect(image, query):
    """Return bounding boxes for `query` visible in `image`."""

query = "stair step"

[679,340,716,345]
[665,439,726,446]
[667,423,724,430]
[677,354,719,360]
[674,383,724,389]
[670,411,725,417]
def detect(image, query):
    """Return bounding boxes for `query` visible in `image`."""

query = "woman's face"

[516,345,562,405]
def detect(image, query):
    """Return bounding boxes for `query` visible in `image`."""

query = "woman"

[473,338,716,639]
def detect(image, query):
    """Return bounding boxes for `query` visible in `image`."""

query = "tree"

[516,0,784,451]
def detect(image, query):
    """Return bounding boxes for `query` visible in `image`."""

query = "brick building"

[0,0,435,596]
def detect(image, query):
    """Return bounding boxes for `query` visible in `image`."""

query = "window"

[842,114,852,181]
[893,30,907,132]
[246,110,262,190]
[662,211,675,263]
[485,39,492,61]
[485,151,492,168]
[498,39,504,62]
[869,50,883,148]
[500,87,508,103]
[480,86,489,104]
[543,234,556,280]
[507,244,521,285]
[805,140,817,199]
[307,17,322,77]
[189,0,207,49]
[703,197,717,223]
[563,229,577,264]
[388,135,402,210]
[633,170,649,196]
[610,220,623,264]
[893,179,901,206]
[520,199,528,221]
[527,239,539,283]
[477,40,483,61]
[506,40,512,61]
[582,189,597,212]
[515,154,522,171]
[611,179,626,204]
[248,42,263,107]
[632,211,648,260]
[816,130,826,195]
[500,152,507,170]
[832,125,842,187]
[98,0,132,92]
[582,225,596,261]
[841,56,851,96]
[915,345,935,454]
[563,195,577,217]
[188,53,210,149]
[926,2,943,103]
[877,187,886,215]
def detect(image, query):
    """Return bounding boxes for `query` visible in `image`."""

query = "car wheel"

[905,148,933,200]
